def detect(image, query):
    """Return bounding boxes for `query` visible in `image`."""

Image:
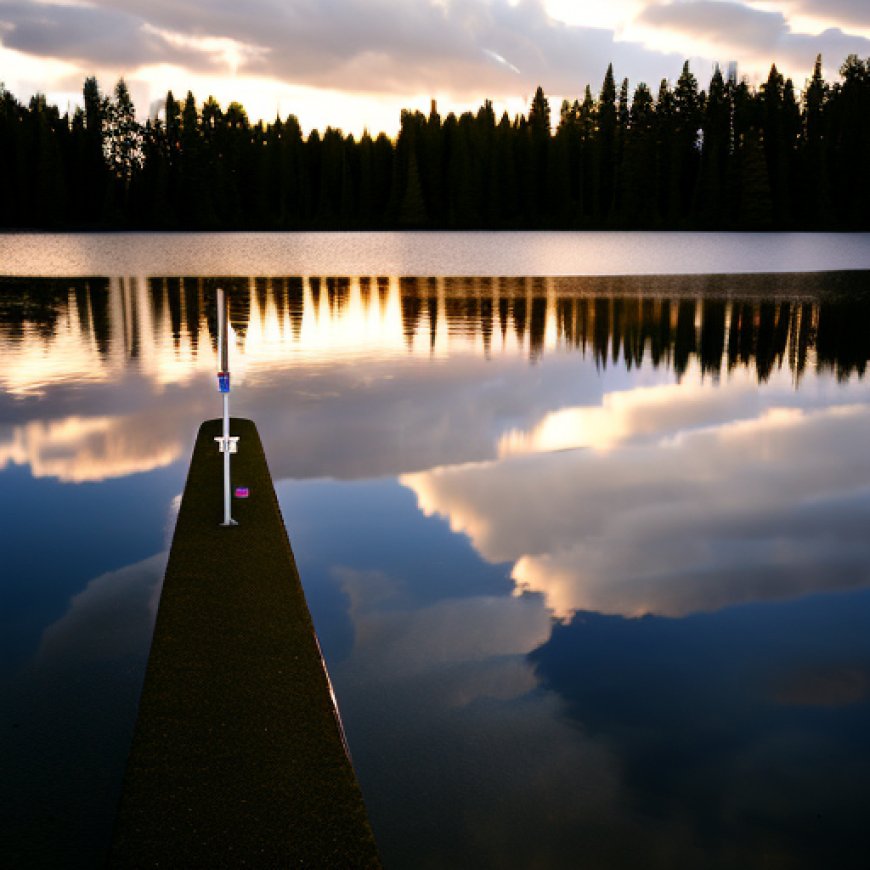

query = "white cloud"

[3,0,869,130]
[0,0,676,130]
[402,377,870,620]
[0,414,184,482]
[752,0,870,32]
[634,1,870,82]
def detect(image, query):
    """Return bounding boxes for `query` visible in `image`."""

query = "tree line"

[1,54,869,231]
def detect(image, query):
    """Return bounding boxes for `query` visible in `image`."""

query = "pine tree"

[803,54,829,226]
[527,86,551,221]
[673,61,701,221]
[577,85,596,223]
[829,55,870,226]
[103,78,143,184]
[738,128,773,228]
[622,82,656,226]
[613,76,630,223]
[596,64,618,219]
[81,76,107,224]
[695,65,729,226]
[655,78,676,224]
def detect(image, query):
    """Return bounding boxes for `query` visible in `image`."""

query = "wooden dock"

[110,418,380,868]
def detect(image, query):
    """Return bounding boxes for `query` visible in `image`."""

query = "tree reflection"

[2,272,868,384]
[0,277,110,350]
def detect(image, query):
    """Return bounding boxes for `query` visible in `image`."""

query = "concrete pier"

[110,418,379,868]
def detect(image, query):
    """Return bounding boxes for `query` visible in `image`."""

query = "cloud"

[3,0,870,128]
[326,563,625,867]
[402,382,870,620]
[637,1,870,79]
[528,591,870,866]
[757,0,870,31]
[35,552,165,666]
[0,1,190,69]
[640,1,789,53]
[0,0,683,102]
[0,413,185,481]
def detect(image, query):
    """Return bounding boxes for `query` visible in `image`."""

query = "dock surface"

[111,418,379,867]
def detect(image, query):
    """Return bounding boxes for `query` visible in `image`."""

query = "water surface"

[1,234,870,868]
[2,230,870,277]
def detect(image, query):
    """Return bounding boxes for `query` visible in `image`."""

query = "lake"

[2,232,870,868]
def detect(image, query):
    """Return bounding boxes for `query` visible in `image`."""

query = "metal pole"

[215,287,238,526]
[222,392,232,525]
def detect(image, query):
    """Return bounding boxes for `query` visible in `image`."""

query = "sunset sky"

[1,0,869,135]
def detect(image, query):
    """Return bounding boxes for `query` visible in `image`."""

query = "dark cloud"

[0,0,683,100]
[3,0,870,106]
[0,1,188,69]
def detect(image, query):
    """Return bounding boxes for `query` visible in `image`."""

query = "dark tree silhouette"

[1,54,869,230]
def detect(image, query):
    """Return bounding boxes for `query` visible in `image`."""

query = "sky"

[1,0,869,135]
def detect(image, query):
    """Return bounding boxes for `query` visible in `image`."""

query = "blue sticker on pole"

[218,371,230,393]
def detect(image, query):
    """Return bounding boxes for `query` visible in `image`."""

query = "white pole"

[223,391,232,526]
[216,288,238,526]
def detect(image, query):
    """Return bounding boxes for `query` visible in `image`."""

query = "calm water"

[2,233,870,868]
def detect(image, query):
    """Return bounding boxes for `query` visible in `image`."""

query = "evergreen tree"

[81,76,107,224]
[28,94,67,226]
[494,111,520,226]
[4,55,870,230]
[577,85,596,223]
[527,86,551,221]
[738,128,773,228]
[759,64,787,221]
[596,64,618,219]
[695,65,730,226]
[622,82,657,226]
[673,61,701,221]
[828,55,870,226]
[655,78,676,224]
[613,77,630,222]
[103,78,143,184]
[803,54,829,226]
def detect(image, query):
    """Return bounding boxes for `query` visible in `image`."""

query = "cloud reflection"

[35,553,165,667]
[329,564,623,868]
[0,414,184,482]
[528,589,870,867]
[2,273,869,487]
[404,379,870,619]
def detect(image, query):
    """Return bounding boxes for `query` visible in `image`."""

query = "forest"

[1,54,868,231]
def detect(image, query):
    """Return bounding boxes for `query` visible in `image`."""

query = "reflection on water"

[407,398,870,618]
[2,272,868,484]
[2,270,870,868]
[2,273,869,395]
